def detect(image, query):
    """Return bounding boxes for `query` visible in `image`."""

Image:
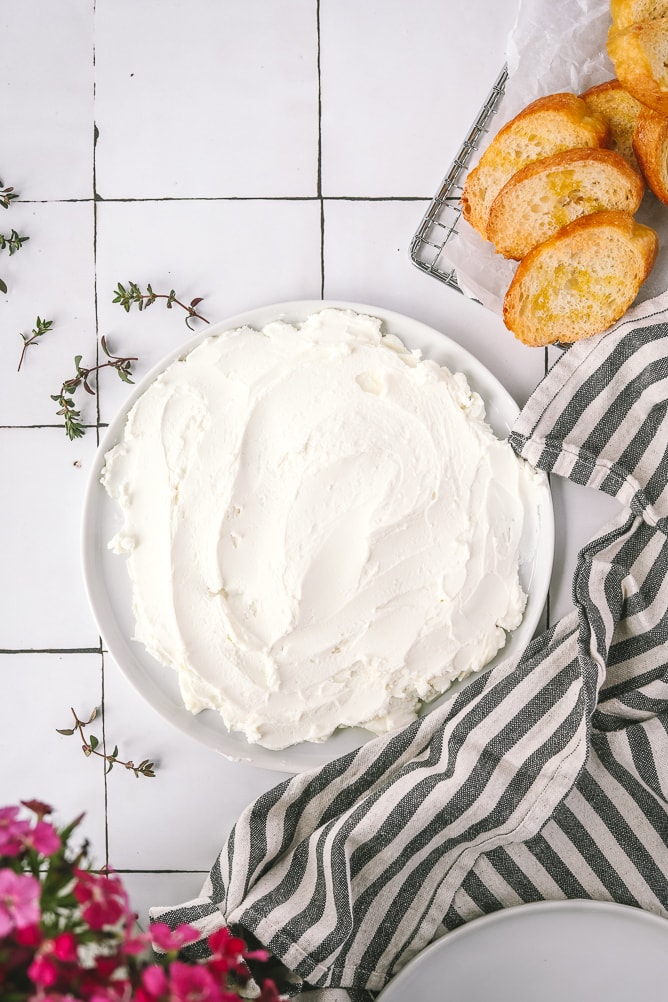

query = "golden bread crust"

[580,78,643,171]
[607,18,668,115]
[610,0,668,31]
[632,104,668,202]
[487,148,645,260]
[502,210,658,346]
[461,92,609,238]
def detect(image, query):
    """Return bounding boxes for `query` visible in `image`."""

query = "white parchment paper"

[441,0,668,314]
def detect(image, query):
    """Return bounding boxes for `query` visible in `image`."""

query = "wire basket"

[410,67,508,291]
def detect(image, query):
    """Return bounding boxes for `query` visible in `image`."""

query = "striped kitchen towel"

[150,295,668,1000]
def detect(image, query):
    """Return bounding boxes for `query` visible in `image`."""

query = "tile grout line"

[92,2,101,437]
[12,194,431,205]
[114,869,209,875]
[316,0,324,299]
[0,648,103,655]
[0,424,108,430]
[101,651,110,869]
[91,1,110,870]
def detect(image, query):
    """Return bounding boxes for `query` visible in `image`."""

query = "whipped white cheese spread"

[101,308,533,750]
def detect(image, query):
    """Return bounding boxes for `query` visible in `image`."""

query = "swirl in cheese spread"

[101,308,532,750]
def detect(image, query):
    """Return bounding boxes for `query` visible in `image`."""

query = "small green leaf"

[89,734,99,751]
[67,420,86,441]
[56,727,75,736]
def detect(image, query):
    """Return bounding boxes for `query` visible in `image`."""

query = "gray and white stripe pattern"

[151,297,668,999]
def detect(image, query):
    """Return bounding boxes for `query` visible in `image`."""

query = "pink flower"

[207,926,253,979]
[0,870,41,936]
[256,980,281,1002]
[139,964,169,1000]
[73,869,129,930]
[25,820,61,857]
[122,921,151,955]
[28,995,81,1002]
[51,931,78,963]
[28,933,79,991]
[207,927,247,959]
[14,922,42,947]
[0,805,60,858]
[0,807,32,856]
[27,952,59,987]
[151,922,200,952]
[95,954,124,980]
[169,961,224,1002]
[88,989,131,1002]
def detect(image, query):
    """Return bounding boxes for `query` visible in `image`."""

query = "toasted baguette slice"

[607,18,668,115]
[503,211,658,346]
[633,104,668,203]
[610,0,668,31]
[487,148,645,260]
[580,79,643,171]
[461,93,609,238]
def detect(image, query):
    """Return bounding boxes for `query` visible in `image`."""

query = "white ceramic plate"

[81,300,554,773]
[376,900,668,1001]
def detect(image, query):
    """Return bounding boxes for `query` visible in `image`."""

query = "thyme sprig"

[17,315,53,372]
[51,387,84,440]
[57,707,157,778]
[0,227,29,254]
[0,178,21,293]
[52,336,137,440]
[0,182,18,209]
[113,280,209,330]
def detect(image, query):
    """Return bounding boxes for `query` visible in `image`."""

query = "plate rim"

[80,298,554,773]
[376,899,668,1000]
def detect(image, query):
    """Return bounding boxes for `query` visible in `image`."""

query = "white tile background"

[0,0,622,932]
